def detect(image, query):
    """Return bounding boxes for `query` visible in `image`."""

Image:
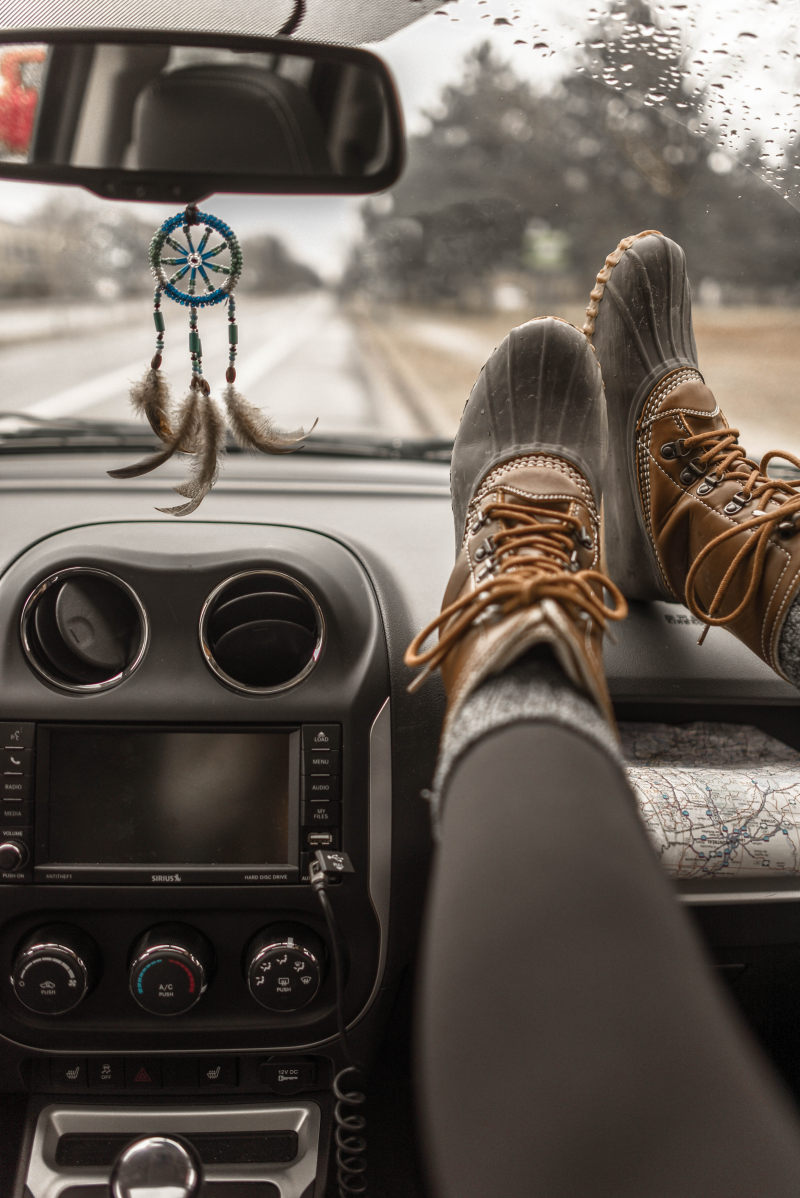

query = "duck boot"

[584,230,800,682]
[404,317,627,734]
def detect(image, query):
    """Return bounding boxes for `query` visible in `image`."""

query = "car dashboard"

[2,448,800,1196]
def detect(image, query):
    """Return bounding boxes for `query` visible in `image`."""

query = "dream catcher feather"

[109,204,315,515]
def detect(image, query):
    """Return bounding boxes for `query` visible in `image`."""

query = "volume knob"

[0,841,26,872]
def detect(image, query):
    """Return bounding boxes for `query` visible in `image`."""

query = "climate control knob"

[11,925,98,1015]
[245,924,324,1012]
[129,924,212,1016]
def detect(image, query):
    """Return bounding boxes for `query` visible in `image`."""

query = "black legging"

[418,721,800,1197]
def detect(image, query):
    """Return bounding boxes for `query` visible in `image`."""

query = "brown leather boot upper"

[638,369,800,674]
[405,454,626,733]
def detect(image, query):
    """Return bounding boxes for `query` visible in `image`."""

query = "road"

[0,292,440,440]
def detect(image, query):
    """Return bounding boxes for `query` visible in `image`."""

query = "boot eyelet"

[679,457,707,486]
[574,525,594,549]
[475,562,498,582]
[473,536,495,562]
[660,439,688,461]
[778,515,800,538]
[724,491,751,515]
[470,514,489,535]
[696,473,720,496]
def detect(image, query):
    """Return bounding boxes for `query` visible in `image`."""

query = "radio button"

[301,724,341,752]
[0,723,34,751]
[302,800,341,827]
[302,775,341,802]
[2,775,31,801]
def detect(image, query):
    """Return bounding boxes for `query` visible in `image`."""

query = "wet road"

[0,291,433,439]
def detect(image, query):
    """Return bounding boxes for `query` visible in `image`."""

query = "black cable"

[311,853,367,1198]
[277,0,306,37]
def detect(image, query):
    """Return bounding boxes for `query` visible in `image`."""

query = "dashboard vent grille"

[21,569,148,692]
[201,571,323,693]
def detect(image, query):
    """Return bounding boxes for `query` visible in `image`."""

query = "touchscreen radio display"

[39,726,298,870]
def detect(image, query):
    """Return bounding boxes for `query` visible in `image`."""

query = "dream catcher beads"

[109,204,315,516]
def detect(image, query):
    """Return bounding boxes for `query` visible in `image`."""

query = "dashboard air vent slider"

[20,568,148,691]
[201,570,323,693]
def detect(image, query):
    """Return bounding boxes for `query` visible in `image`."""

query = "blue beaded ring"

[150,208,243,306]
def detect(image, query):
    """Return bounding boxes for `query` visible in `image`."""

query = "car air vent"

[20,568,148,692]
[200,571,323,693]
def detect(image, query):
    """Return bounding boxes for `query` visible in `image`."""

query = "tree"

[347,0,800,307]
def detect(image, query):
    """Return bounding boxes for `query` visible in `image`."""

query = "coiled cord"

[334,1065,367,1196]
[312,855,368,1198]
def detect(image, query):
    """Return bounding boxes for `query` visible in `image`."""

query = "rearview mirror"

[0,29,404,201]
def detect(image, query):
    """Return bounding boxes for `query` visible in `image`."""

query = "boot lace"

[677,430,800,637]
[405,499,627,689]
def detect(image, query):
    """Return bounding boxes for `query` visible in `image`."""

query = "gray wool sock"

[778,591,800,690]
[428,651,622,832]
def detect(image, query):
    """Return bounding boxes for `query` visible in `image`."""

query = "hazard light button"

[124,1058,162,1089]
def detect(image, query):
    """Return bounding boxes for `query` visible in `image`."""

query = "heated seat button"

[198,1057,238,1087]
[51,1058,88,1088]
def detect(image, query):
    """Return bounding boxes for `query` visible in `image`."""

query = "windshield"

[1,0,799,460]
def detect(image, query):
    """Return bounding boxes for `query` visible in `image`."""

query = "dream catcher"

[109,204,315,516]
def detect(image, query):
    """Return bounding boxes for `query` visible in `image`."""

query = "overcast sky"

[1,0,798,275]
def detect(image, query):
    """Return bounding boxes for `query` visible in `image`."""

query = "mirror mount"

[0,27,405,201]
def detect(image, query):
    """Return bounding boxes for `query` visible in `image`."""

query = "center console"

[0,522,391,1197]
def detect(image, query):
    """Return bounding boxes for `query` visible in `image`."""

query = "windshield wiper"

[0,415,453,463]
[297,433,452,462]
[0,412,161,451]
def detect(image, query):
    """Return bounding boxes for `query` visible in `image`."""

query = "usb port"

[307,832,334,847]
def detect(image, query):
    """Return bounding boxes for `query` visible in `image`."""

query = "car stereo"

[0,721,342,885]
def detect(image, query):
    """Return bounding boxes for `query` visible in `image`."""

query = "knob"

[245,923,324,1012]
[11,924,98,1015]
[110,1135,202,1198]
[0,841,26,872]
[129,924,212,1016]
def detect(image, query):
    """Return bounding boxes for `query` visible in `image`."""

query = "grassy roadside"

[356,301,800,455]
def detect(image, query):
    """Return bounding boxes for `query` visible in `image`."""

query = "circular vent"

[200,571,323,693]
[20,568,148,692]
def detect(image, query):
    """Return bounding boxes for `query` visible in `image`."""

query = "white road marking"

[22,360,147,420]
[14,294,329,422]
[236,294,329,390]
